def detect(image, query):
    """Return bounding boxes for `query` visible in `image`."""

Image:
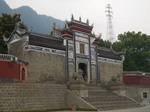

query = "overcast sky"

[5,0,150,39]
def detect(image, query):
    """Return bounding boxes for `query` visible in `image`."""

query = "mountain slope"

[0,0,64,34]
[0,0,12,13]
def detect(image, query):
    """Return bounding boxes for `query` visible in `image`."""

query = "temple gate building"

[7,16,123,84]
[0,14,142,111]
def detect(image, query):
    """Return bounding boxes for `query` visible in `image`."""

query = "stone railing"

[0,53,17,61]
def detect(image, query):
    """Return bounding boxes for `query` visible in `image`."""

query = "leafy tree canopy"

[112,31,150,72]
[97,38,112,49]
[0,13,21,53]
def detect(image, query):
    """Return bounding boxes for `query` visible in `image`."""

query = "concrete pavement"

[99,105,150,112]
[52,105,150,112]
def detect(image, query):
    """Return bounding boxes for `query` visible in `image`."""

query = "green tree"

[97,38,112,49]
[112,31,150,72]
[0,13,21,53]
[111,41,123,52]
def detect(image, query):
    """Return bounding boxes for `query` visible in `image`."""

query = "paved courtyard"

[52,105,150,112]
[99,105,150,112]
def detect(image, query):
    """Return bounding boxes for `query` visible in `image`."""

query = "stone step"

[83,86,141,111]
[84,96,130,102]
[90,100,137,106]
[97,103,140,111]
[87,86,105,90]
[88,89,107,92]
[88,92,117,96]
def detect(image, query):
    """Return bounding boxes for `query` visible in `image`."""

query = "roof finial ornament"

[71,14,74,21]
[64,21,69,29]
[53,22,56,30]
[79,17,81,21]
[98,33,102,39]
[53,22,56,29]
[64,24,67,29]
[86,19,89,25]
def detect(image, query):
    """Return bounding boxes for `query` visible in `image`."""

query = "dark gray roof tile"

[28,33,66,51]
[97,48,122,60]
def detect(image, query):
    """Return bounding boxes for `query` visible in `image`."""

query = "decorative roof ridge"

[123,71,150,75]
[123,71,143,73]
[97,47,113,52]
[62,26,72,32]
[73,20,89,25]
[67,20,93,28]
[29,32,63,41]
[97,47,123,55]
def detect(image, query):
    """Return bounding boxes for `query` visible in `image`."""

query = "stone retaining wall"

[99,61,123,83]
[8,39,66,83]
[0,83,67,111]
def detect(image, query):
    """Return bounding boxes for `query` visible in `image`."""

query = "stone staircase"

[83,86,141,111]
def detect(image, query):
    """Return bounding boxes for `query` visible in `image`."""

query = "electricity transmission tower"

[105,4,115,43]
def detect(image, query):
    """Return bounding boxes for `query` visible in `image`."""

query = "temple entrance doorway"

[78,63,88,82]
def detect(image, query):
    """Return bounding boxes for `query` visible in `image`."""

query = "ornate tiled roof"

[66,19,93,34]
[97,48,122,60]
[28,33,66,50]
